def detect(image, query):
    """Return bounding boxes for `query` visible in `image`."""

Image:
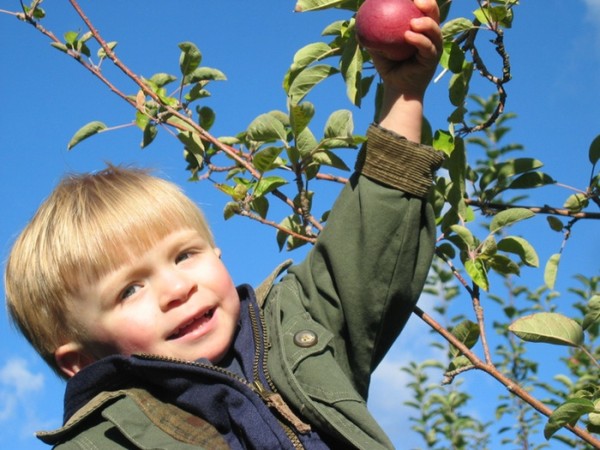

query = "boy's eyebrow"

[94,229,210,302]
[93,260,141,305]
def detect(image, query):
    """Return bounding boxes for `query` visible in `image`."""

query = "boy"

[5,0,444,448]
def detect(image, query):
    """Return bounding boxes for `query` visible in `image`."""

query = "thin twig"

[315,172,349,184]
[466,199,600,219]
[471,288,494,365]
[236,209,317,245]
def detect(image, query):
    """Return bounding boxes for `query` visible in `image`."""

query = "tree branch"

[465,199,600,219]
[413,305,600,448]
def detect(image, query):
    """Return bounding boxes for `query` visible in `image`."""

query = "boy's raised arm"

[278,0,445,399]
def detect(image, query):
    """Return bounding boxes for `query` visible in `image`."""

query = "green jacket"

[38,124,444,449]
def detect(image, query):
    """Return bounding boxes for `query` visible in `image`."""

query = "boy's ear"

[54,342,95,378]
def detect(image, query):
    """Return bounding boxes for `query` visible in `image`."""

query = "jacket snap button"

[293,330,318,348]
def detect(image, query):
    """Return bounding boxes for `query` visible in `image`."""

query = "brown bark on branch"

[466,199,600,219]
[413,305,600,448]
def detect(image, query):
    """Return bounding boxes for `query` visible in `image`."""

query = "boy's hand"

[368,0,442,142]
[369,0,442,100]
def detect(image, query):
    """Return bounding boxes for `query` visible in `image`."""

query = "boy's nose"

[158,268,197,310]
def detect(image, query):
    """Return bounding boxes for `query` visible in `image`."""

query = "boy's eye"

[120,284,140,301]
[175,251,193,264]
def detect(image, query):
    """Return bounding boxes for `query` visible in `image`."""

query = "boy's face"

[72,228,240,365]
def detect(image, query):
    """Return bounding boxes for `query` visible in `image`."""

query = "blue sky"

[1,1,599,448]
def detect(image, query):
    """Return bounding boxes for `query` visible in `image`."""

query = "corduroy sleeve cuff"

[355,123,446,198]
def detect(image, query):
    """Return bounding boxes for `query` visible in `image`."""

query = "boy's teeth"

[169,309,214,339]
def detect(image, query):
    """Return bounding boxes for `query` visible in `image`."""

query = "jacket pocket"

[282,312,364,405]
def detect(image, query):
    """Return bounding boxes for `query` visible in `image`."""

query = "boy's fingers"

[406,30,439,60]
[413,0,440,24]
[408,16,443,56]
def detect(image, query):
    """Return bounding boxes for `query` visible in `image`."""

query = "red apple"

[355,0,424,61]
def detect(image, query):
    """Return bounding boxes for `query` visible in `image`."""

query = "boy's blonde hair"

[5,165,215,378]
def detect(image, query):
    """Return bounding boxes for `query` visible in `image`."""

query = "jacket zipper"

[248,303,311,449]
[137,303,309,450]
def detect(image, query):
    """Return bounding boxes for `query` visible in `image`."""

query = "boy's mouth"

[167,308,215,340]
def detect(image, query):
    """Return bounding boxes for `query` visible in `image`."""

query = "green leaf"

[563,193,589,213]
[497,236,539,267]
[497,158,544,179]
[276,214,307,251]
[433,129,455,155]
[582,295,600,330]
[64,30,79,45]
[509,312,584,347]
[589,399,600,426]
[322,20,346,37]
[450,224,476,249]
[590,134,600,165]
[449,71,468,107]
[177,130,204,155]
[296,127,318,157]
[79,31,93,43]
[465,258,489,291]
[441,18,475,41]
[289,102,315,136]
[79,41,91,58]
[488,254,520,276]
[440,41,465,74]
[449,320,480,357]
[135,110,150,130]
[185,84,211,102]
[544,253,561,289]
[473,6,512,27]
[67,121,107,150]
[546,216,564,232]
[294,0,348,12]
[254,176,288,198]
[544,398,595,439]
[250,196,269,219]
[288,42,333,74]
[447,355,472,371]
[340,30,364,105]
[247,113,287,142]
[324,109,353,139]
[178,41,201,76]
[489,208,535,234]
[50,42,69,54]
[480,235,497,256]
[184,67,227,84]
[97,41,118,59]
[223,201,241,220]
[197,106,216,131]
[23,4,46,19]
[184,146,204,176]
[148,72,177,87]
[253,147,285,173]
[166,115,196,133]
[141,124,157,148]
[508,171,555,190]
[589,411,600,427]
[312,150,350,171]
[215,182,241,199]
[287,64,338,105]
[436,242,456,259]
